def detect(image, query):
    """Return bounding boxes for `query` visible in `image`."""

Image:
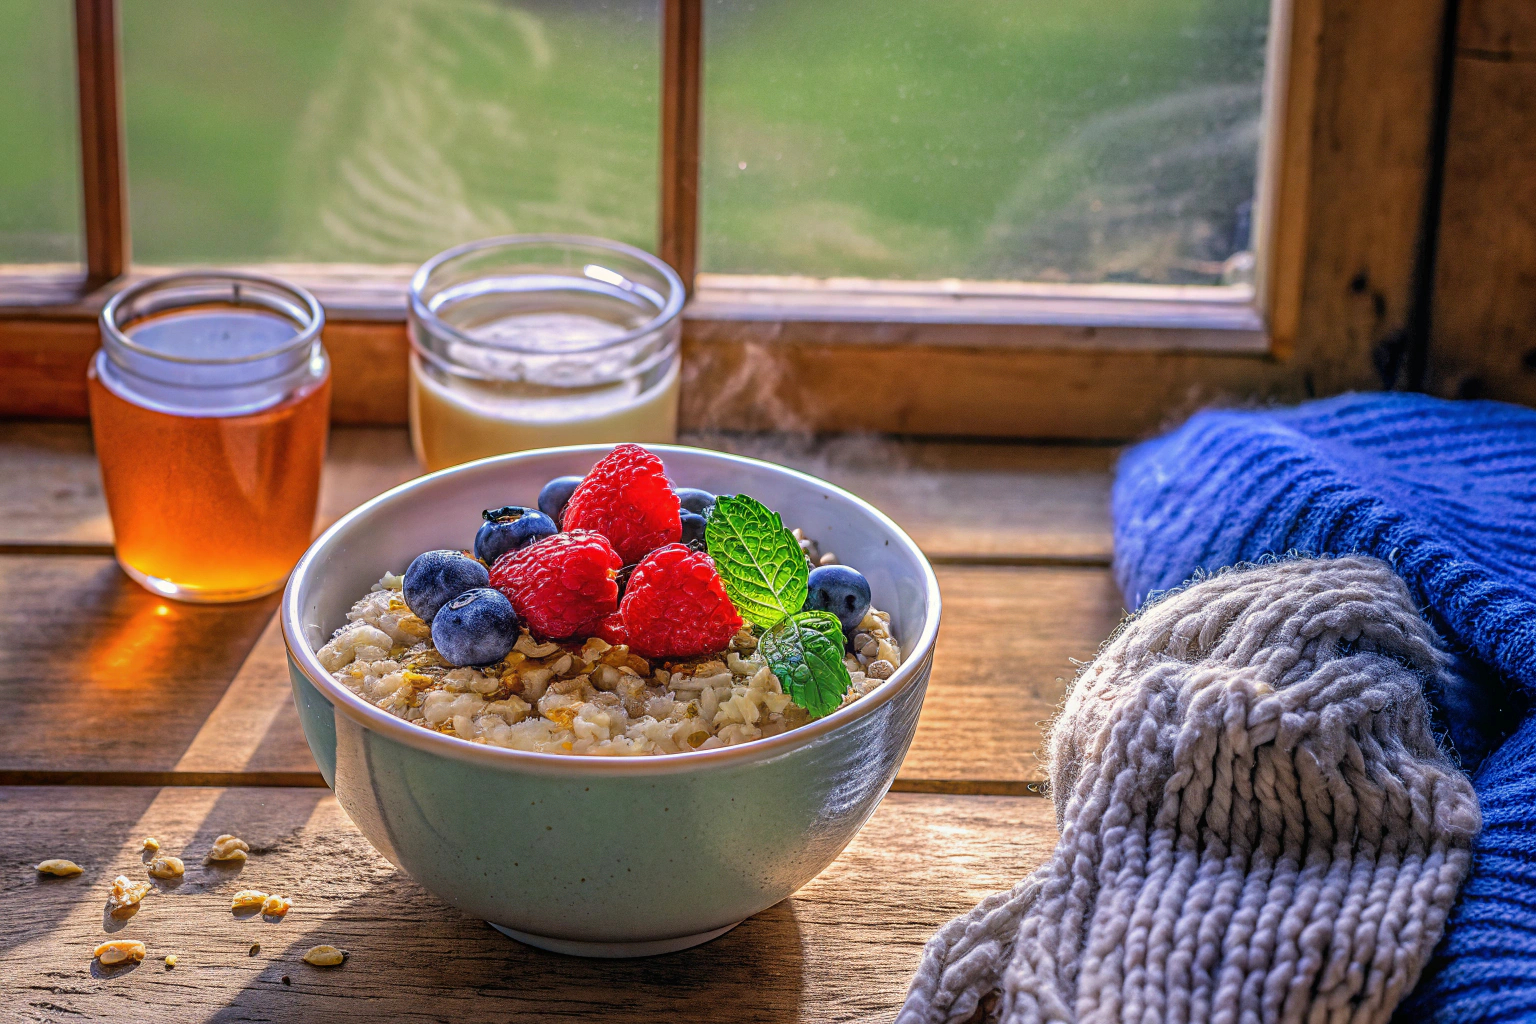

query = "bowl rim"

[281,443,942,777]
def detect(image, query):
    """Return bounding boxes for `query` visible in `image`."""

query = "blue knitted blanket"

[1112,392,1536,1023]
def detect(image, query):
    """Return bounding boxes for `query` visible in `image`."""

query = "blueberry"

[680,510,708,550]
[676,488,716,516]
[431,588,520,666]
[538,475,584,526]
[805,565,872,637]
[475,505,557,566]
[403,549,489,622]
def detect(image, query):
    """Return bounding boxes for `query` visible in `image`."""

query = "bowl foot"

[488,920,742,958]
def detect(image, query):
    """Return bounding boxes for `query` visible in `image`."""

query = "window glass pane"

[701,0,1269,285]
[0,0,82,264]
[122,0,659,265]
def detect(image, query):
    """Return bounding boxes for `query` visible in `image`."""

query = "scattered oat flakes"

[164,954,178,968]
[147,855,185,879]
[107,874,151,917]
[302,945,346,967]
[231,889,269,910]
[94,940,146,965]
[261,894,291,917]
[207,834,250,862]
[142,837,160,853]
[35,859,83,877]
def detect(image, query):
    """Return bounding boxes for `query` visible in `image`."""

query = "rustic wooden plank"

[155,565,1122,787]
[171,614,304,778]
[1457,0,1536,55]
[0,554,1120,790]
[0,423,1112,560]
[0,423,418,547]
[0,786,1056,1023]
[899,566,1124,788]
[0,556,276,775]
[690,433,1115,562]
[1424,0,1536,405]
[0,421,110,545]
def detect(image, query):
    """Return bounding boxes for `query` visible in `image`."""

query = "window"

[0,0,82,264]
[120,0,659,264]
[0,0,1447,439]
[700,0,1269,287]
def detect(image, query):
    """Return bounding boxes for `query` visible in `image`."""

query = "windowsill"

[0,263,1269,354]
[688,273,1266,353]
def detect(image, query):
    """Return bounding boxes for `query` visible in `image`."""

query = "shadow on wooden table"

[204,897,807,1023]
[6,785,809,1022]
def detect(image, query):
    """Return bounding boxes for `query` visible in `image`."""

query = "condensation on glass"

[701,0,1271,287]
[0,0,83,264]
[120,0,660,265]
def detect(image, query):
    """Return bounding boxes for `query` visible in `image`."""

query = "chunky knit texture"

[899,558,1479,1024]
[1110,393,1536,1023]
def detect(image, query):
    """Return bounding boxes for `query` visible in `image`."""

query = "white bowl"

[282,444,941,956]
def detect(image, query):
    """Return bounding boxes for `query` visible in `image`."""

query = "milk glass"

[407,236,684,471]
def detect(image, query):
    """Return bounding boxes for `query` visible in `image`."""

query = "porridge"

[315,444,903,756]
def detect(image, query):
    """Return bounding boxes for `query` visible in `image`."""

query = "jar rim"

[408,234,686,357]
[100,270,325,366]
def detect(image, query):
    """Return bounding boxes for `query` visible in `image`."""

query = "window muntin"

[0,0,83,265]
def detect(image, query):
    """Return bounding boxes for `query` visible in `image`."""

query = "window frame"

[0,0,1449,439]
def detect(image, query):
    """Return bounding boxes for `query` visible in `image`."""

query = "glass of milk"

[407,235,685,471]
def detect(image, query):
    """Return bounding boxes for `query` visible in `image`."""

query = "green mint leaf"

[704,494,808,629]
[760,610,852,719]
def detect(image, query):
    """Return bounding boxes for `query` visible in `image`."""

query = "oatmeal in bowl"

[282,443,939,957]
[317,444,902,756]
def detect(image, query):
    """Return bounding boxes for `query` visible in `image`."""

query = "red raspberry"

[562,444,680,565]
[617,544,742,659]
[489,530,621,640]
[595,610,628,647]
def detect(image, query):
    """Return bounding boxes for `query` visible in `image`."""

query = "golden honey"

[89,274,330,602]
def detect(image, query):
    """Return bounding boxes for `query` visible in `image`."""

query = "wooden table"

[0,423,1126,1022]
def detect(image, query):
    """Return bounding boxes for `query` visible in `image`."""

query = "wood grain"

[900,566,1125,788]
[0,423,1112,561]
[0,422,111,546]
[1457,0,1536,55]
[323,322,410,425]
[0,556,275,775]
[687,433,1115,561]
[73,0,129,284]
[1424,0,1536,405]
[0,786,1057,1023]
[165,565,1125,786]
[659,0,702,288]
[0,552,1121,789]
[0,423,418,548]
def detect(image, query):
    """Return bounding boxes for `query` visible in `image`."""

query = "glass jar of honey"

[88,271,331,603]
[407,235,684,472]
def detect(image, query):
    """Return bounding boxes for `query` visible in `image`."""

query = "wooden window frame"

[0,0,1453,439]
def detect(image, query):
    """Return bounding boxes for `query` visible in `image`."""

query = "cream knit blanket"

[898,557,1481,1024]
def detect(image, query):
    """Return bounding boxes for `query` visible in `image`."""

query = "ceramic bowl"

[281,444,940,957]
